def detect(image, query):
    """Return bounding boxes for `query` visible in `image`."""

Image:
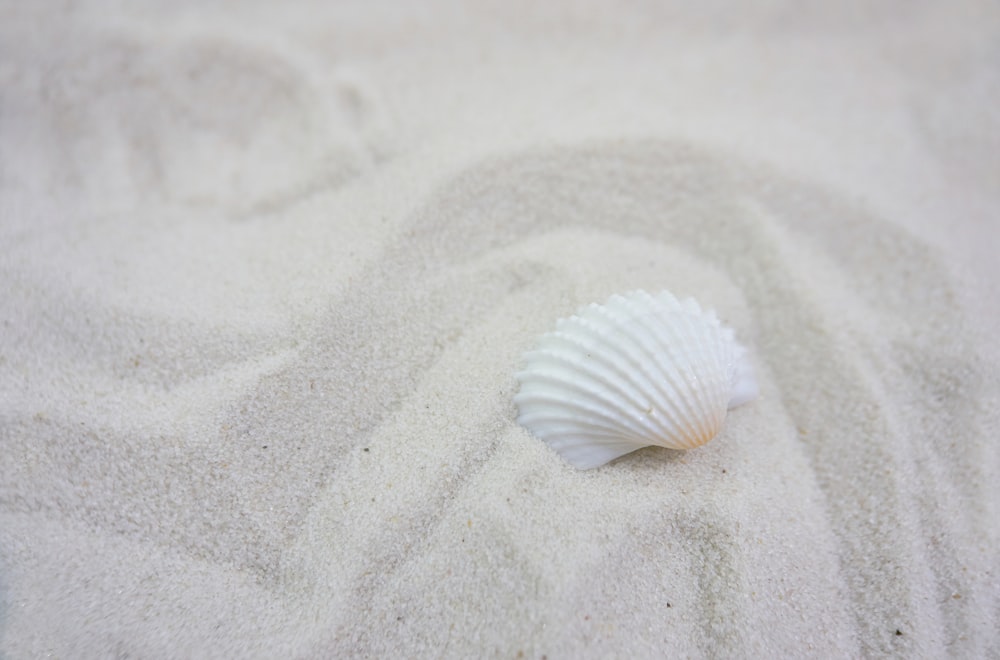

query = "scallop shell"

[514,290,757,469]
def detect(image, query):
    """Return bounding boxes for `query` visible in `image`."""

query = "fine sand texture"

[2,2,999,657]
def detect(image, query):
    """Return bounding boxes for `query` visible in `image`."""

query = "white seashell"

[514,290,758,469]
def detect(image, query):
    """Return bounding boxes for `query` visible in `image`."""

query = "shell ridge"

[515,390,662,445]
[623,308,701,448]
[682,305,732,445]
[652,296,721,445]
[519,355,641,416]
[559,319,664,418]
[634,303,728,448]
[672,309,723,446]
[530,333,660,414]
[701,322,733,445]
[579,305,675,414]
[545,428,650,451]
[632,307,714,449]
[514,289,758,467]
[539,420,646,447]
[587,303,690,444]
[615,295,704,442]
[518,400,664,440]
[529,310,676,435]
[525,349,672,438]
[675,299,726,446]
[532,421,652,446]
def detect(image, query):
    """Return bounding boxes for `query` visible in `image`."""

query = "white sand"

[2,2,999,657]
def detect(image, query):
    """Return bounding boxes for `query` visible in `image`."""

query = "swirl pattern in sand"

[3,139,997,657]
[2,3,999,657]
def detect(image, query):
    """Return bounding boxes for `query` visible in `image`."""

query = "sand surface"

[2,2,999,657]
